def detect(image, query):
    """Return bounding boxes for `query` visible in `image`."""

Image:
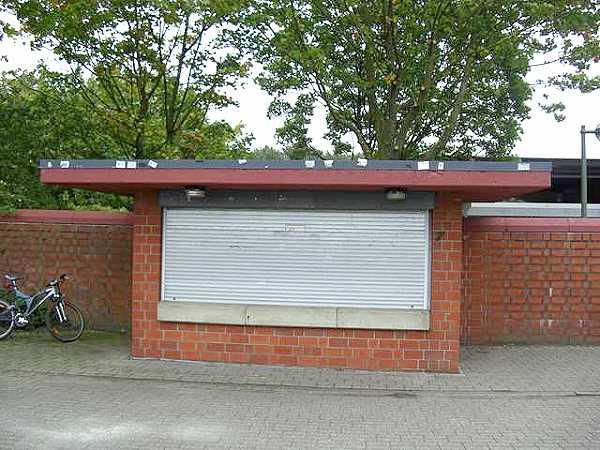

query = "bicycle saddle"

[4,274,23,282]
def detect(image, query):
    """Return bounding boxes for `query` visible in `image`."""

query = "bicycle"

[0,274,85,342]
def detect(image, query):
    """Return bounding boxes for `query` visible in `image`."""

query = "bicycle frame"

[11,284,64,321]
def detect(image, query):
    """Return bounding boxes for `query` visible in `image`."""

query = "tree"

[0,68,131,212]
[251,145,287,159]
[0,68,254,212]
[175,121,255,159]
[238,0,600,160]
[3,0,249,159]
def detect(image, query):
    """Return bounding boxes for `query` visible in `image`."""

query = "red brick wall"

[0,210,132,330]
[462,217,600,344]
[131,191,463,372]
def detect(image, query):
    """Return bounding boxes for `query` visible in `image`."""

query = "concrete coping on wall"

[464,202,600,232]
[464,202,600,218]
[0,209,133,226]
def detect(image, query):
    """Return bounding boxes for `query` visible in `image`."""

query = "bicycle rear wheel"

[46,301,85,343]
[0,300,15,340]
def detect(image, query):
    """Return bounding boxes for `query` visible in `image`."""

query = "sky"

[1,14,599,159]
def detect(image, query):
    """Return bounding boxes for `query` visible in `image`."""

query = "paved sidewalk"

[1,332,600,449]
[2,331,600,393]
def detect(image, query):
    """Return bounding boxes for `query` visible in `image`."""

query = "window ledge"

[157,301,430,331]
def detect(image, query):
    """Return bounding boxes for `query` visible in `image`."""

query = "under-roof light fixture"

[184,188,206,201]
[386,189,407,201]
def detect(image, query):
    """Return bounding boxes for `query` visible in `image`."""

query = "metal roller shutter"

[162,208,430,309]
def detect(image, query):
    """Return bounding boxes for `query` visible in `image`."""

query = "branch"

[428,45,476,158]
[529,56,565,68]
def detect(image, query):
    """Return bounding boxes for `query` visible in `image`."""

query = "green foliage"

[539,99,566,122]
[0,0,255,210]
[251,145,287,160]
[0,0,598,215]
[3,0,250,159]
[0,69,131,211]
[269,94,323,159]
[174,122,254,160]
[236,0,600,160]
[0,68,253,212]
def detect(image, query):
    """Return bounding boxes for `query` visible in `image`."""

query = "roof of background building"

[522,158,600,179]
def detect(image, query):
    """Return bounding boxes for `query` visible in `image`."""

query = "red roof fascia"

[40,168,551,201]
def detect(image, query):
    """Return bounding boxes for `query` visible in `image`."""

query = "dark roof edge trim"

[39,159,552,172]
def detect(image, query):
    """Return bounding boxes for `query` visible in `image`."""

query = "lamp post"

[580,124,600,217]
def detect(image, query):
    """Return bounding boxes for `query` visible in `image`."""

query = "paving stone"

[0,331,599,449]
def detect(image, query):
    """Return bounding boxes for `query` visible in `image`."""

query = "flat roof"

[522,157,600,179]
[40,159,552,171]
[39,159,552,201]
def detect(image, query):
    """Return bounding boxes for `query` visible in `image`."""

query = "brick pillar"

[429,193,463,372]
[131,191,162,358]
[461,229,485,344]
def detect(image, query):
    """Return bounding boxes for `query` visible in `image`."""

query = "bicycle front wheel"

[46,301,85,342]
[0,300,15,340]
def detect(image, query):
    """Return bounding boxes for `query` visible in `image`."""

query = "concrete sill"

[157,301,430,331]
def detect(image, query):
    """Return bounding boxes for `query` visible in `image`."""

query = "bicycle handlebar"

[4,273,69,288]
[48,274,69,287]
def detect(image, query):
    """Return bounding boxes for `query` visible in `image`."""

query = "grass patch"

[11,329,128,345]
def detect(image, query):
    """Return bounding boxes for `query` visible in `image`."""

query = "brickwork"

[462,217,600,344]
[131,191,463,373]
[0,211,132,330]
[8,202,598,368]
